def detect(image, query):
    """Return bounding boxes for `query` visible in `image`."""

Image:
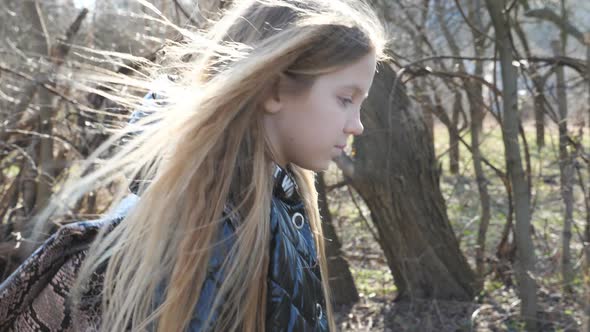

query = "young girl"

[0,0,387,330]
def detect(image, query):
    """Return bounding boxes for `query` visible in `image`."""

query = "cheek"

[301,116,345,156]
[281,95,345,146]
[288,114,328,143]
[305,95,345,126]
[302,103,342,137]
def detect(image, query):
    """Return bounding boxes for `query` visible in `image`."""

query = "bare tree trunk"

[584,31,590,332]
[469,0,492,291]
[18,8,89,260]
[484,1,538,329]
[433,0,464,177]
[412,82,434,142]
[336,63,477,301]
[437,0,491,288]
[35,75,55,216]
[532,74,546,150]
[551,39,574,295]
[0,167,21,223]
[422,96,434,140]
[412,1,434,143]
[449,91,461,174]
[316,174,359,306]
[16,1,47,223]
[512,10,547,150]
[432,1,453,176]
[20,144,39,219]
[468,76,491,290]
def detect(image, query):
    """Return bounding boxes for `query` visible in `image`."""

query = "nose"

[344,109,364,136]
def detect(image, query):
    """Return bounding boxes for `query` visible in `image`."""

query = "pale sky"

[73,0,96,9]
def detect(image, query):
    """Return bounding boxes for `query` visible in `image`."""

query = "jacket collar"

[272,162,301,203]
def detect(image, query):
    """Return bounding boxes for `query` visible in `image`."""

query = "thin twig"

[34,0,51,54]
[0,64,90,111]
[453,0,495,42]
[401,54,586,74]
[171,0,200,27]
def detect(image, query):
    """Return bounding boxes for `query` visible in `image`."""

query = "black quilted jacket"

[185,163,330,331]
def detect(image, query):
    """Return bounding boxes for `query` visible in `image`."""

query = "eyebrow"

[339,85,369,99]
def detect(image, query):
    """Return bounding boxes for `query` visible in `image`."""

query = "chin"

[292,160,330,172]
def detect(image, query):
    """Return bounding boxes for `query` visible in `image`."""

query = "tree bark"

[512,9,547,149]
[584,31,590,332]
[532,75,546,149]
[35,74,55,217]
[434,0,463,176]
[484,1,538,329]
[411,1,434,143]
[336,62,477,301]
[316,174,359,306]
[467,0,492,292]
[551,38,574,296]
[449,91,462,174]
[466,70,491,290]
[15,1,47,222]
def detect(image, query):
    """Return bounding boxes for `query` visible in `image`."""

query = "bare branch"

[453,0,495,42]
[403,54,587,74]
[399,66,502,95]
[50,8,89,66]
[34,0,51,54]
[0,64,89,111]
[525,7,585,45]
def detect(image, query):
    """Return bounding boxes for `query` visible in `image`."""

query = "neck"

[262,113,290,169]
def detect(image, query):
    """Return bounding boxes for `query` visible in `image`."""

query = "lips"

[334,145,346,149]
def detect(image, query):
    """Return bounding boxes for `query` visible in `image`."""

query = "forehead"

[314,52,377,94]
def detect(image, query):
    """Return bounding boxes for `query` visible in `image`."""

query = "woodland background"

[0,0,589,331]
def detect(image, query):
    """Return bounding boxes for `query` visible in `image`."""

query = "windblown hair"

[34,0,387,331]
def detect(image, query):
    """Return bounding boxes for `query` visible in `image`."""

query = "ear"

[262,74,287,114]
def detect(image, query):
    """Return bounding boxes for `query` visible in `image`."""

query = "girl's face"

[263,51,377,171]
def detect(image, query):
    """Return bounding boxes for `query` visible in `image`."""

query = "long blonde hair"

[34,0,387,331]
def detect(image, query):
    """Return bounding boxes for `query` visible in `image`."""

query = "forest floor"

[328,123,586,331]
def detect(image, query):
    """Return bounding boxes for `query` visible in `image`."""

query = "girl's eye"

[338,97,353,107]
